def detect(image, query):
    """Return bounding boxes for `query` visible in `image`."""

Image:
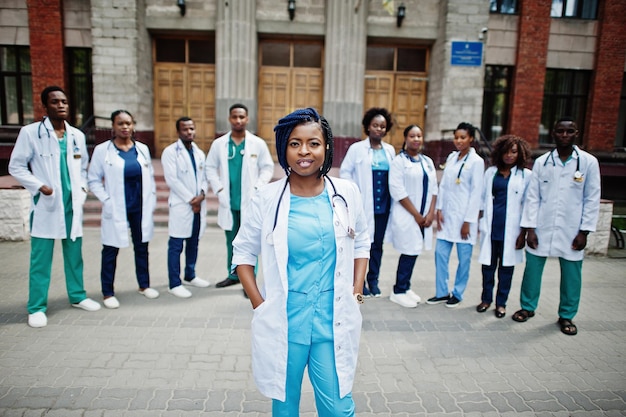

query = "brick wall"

[508,0,552,148]
[27,0,66,120]
[585,0,626,152]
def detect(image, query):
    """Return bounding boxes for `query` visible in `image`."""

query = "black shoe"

[216,278,240,288]
[426,294,451,305]
[445,295,461,308]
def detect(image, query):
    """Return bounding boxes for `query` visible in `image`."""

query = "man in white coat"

[513,117,601,336]
[205,103,274,288]
[162,117,211,298]
[9,86,101,328]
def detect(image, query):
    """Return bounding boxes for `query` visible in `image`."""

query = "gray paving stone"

[1,226,625,416]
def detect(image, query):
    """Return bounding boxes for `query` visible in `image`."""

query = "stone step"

[83,161,220,228]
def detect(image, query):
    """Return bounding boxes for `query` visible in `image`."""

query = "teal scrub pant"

[28,211,86,313]
[520,251,582,320]
[272,341,355,417]
[225,209,257,279]
[225,210,241,280]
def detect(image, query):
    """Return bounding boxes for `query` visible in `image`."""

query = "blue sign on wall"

[451,41,483,66]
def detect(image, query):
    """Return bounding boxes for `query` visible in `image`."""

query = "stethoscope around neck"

[37,116,78,157]
[544,147,582,180]
[266,175,353,245]
[104,137,149,166]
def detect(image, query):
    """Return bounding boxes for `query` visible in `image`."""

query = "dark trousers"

[366,212,390,292]
[101,210,150,297]
[393,254,418,294]
[167,213,200,288]
[481,240,514,307]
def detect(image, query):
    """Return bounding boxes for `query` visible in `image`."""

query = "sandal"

[558,318,578,336]
[512,309,535,322]
[495,306,506,318]
[476,302,490,313]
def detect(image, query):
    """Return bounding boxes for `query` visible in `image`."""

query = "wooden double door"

[153,63,215,156]
[363,73,428,152]
[257,41,324,158]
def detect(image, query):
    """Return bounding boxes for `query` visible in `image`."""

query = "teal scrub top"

[228,138,245,211]
[286,189,337,345]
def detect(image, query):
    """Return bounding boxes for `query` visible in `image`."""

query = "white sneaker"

[406,289,422,303]
[139,288,159,299]
[184,278,210,288]
[28,311,47,328]
[103,296,120,309]
[390,292,418,308]
[168,285,192,298]
[72,298,101,312]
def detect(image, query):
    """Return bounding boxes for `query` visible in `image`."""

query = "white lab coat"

[387,152,438,255]
[435,148,484,245]
[339,138,396,241]
[161,139,208,238]
[88,140,156,248]
[478,166,532,266]
[521,146,601,261]
[232,177,371,401]
[9,118,88,240]
[205,131,274,231]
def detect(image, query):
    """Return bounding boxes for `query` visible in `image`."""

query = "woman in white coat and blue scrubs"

[388,125,438,308]
[88,110,158,309]
[477,135,532,318]
[340,107,396,297]
[427,122,484,308]
[232,108,370,416]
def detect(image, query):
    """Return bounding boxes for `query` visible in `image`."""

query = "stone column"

[90,0,153,132]
[425,0,489,141]
[322,1,367,138]
[215,1,258,133]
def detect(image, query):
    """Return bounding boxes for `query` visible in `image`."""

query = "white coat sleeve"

[255,140,275,188]
[87,146,110,203]
[339,146,356,182]
[580,156,601,232]
[79,132,89,191]
[351,183,371,258]
[232,189,264,268]
[162,148,194,203]
[464,157,484,224]
[388,157,408,201]
[520,160,541,229]
[205,144,223,195]
[8,129,44,195]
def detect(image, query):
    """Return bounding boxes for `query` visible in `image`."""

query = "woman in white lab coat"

[88,110,157,309]
[339,107,396,297]
[477,135,532,318]
[387,125,438,308]
[427,122,484,308]
[233,108,370,417]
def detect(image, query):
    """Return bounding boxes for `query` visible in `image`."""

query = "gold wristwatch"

[354,293,364,304]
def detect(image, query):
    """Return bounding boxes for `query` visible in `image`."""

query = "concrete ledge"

[0,188,30,241]
[586,199,613,256]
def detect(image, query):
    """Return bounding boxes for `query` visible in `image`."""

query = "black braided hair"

[455,122,475,138]
[273,107,334,178]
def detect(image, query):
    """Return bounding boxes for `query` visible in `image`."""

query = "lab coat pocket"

[217,191,229,208]
[36,191,57,212]
[478,216,487,235]
[251,298,278,335]
[102,199,114,219]
[286,291,309,334]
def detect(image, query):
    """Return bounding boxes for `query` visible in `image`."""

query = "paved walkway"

[1,225,625,416]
